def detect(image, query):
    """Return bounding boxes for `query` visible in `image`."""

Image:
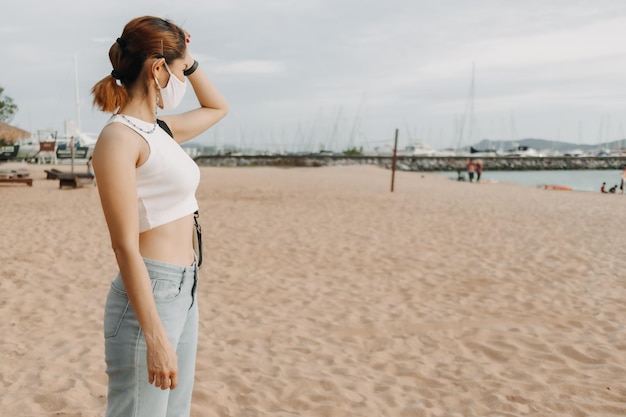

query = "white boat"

[17,120,97,163]
[503,145,544,157]
[401,142,438,156]
[369,144,394,156]
[563,149,587,157]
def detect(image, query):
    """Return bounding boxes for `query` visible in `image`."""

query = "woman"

[466,159,476,183]
[475,159,483,182]
[91,16,228,417]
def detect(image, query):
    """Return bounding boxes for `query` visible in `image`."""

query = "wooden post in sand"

[390,128,399,192]
[70,137,75,174]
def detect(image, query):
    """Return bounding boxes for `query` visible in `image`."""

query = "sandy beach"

[0,162,624,416]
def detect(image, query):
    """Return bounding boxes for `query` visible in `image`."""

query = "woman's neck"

[119,92,158,123]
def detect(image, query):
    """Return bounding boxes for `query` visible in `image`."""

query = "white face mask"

[154,61,187,110]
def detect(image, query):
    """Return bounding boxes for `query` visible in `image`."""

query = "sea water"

[437,170,624,193]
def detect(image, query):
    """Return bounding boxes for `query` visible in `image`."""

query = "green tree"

[0,87,18,123]
[343,146,363,156]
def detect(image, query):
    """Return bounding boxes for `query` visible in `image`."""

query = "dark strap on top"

[157,119,174,138]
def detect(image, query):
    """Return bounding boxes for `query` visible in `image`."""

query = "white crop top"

[107,115,200,232]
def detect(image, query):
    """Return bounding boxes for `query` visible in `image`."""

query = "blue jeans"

[104,258,199,417]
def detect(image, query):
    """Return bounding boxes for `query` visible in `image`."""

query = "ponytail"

[91,74,129,113]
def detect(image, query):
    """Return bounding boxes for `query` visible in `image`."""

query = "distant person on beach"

[90,16,228,417]
[86,156,94,178]
[475,159,483,182]
[467,159,476,183]
[621,166,626,194]
[601,182,607,193]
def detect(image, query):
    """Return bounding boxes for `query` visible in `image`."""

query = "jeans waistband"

[143,257,197,279]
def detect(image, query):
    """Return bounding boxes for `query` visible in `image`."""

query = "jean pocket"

[152,278,182,302]
[104,284,130,338]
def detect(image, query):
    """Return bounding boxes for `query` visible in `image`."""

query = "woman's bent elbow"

[215,105,229,120]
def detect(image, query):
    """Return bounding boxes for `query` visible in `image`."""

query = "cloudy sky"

[3,0,626,151]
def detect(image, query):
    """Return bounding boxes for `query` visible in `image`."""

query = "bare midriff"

[138,214,196,266]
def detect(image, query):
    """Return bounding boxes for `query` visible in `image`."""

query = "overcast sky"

[3,0,626,151]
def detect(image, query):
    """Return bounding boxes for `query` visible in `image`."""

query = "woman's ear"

[151,57,166,78]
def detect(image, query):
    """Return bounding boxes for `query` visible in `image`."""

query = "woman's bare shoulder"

[95,122,145,153]
[98,121,138,143]
[93,123,146,169]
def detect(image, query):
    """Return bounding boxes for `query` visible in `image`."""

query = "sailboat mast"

[74,55,81,132]
[467,62,475,147]
[456,62,475,155]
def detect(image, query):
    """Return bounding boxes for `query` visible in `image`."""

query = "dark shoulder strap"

[156,119,174,139]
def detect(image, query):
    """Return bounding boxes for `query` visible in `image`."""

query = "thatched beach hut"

[0,122,30,144]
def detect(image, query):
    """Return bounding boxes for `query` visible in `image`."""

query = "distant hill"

[469,138,626,153]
